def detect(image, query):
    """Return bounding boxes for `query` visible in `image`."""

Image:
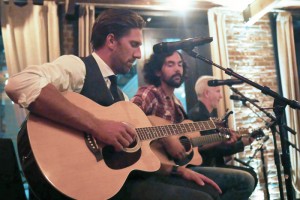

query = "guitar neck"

[190,133,228,147]
[136,120,216,141]
[219,127,249,138]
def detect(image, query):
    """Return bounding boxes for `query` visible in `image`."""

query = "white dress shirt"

[6,52,128,108]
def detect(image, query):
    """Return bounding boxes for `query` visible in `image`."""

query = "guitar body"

[18,92,161,200]
[18,124,71,199]
[148,116,202,166]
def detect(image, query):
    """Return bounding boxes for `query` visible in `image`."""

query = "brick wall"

[59,4,78,56]
[62,22,76,55]
[223,11,285,200]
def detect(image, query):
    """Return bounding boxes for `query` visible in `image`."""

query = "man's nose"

[134,47,142,59]
[175,64,182,72]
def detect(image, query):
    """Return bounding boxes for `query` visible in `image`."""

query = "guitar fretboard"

[136,120,216,141]
[190,133,229,147]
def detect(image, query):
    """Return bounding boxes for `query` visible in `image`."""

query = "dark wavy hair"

[143,51,187,86]
[91,9,146,50]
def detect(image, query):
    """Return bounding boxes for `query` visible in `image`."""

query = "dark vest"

[80,55,124,106]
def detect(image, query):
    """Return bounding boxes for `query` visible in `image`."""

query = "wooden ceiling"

[61,0,223,10]
[65,0,300,25]
[61,0,300,10]
[5,0,300,11]
[5,0,300,24]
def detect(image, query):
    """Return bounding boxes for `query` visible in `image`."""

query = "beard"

[113,60,135,75]
[164,74,183,88]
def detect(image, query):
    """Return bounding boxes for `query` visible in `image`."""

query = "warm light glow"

[162,0,194,12]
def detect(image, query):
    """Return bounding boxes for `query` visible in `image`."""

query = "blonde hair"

[194,75,215,98]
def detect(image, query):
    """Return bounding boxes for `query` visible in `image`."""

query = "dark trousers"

[112,172,220,200]
[190,166,255,200]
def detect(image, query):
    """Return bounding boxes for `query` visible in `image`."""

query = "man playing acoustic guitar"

[131,50,255,200]
[6,8,221,200]
[188,75,258,189]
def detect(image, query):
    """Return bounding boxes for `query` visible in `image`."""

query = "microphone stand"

[259,137,270,200]
[229,86,299,199]
[184,49,300,200]
[247,135,271,200]
[229,87,293,200]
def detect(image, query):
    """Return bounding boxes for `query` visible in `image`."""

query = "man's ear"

[106,33,116,50]
[203,89,209,97]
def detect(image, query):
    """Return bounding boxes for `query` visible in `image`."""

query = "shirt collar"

[92,52,115,78]
[158,86,177,102]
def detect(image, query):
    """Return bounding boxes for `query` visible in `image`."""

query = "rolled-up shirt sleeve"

[5,55,86,108]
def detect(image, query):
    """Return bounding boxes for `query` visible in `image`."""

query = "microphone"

[230,95,259,103]
[207,79,244,86]
[153,37,213,53]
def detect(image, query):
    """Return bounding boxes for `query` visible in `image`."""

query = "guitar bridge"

[84,133,103,162]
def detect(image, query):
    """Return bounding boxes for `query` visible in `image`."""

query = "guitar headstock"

[217,127,231,139]
[237,127,265,140]
[237,128,250,136]
[249,128,265,140]
[210,110,234,129]
[211,117,227,128]
[218,131,231,141]
[212,118,266,141]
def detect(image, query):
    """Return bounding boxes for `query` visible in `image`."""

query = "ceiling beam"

[243,0,300,25]
[3,0,220,11]
[243,0,278,25]
[67,0,220,11]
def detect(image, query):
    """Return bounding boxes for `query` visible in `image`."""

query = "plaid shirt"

[131,85,187,123]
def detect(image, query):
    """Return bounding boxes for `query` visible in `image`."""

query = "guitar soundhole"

[173,136,193,166]
[102,140,141,169]
[179,136,192,152]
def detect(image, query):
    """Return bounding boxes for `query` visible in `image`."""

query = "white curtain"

[78,5,95,57]
[208,8,235,128]
[1,1,60,125]
[276,12,300,197]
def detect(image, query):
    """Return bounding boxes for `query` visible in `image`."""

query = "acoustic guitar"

[150,117,265,167]
[149,116,230,166]
[18,91,218,200]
